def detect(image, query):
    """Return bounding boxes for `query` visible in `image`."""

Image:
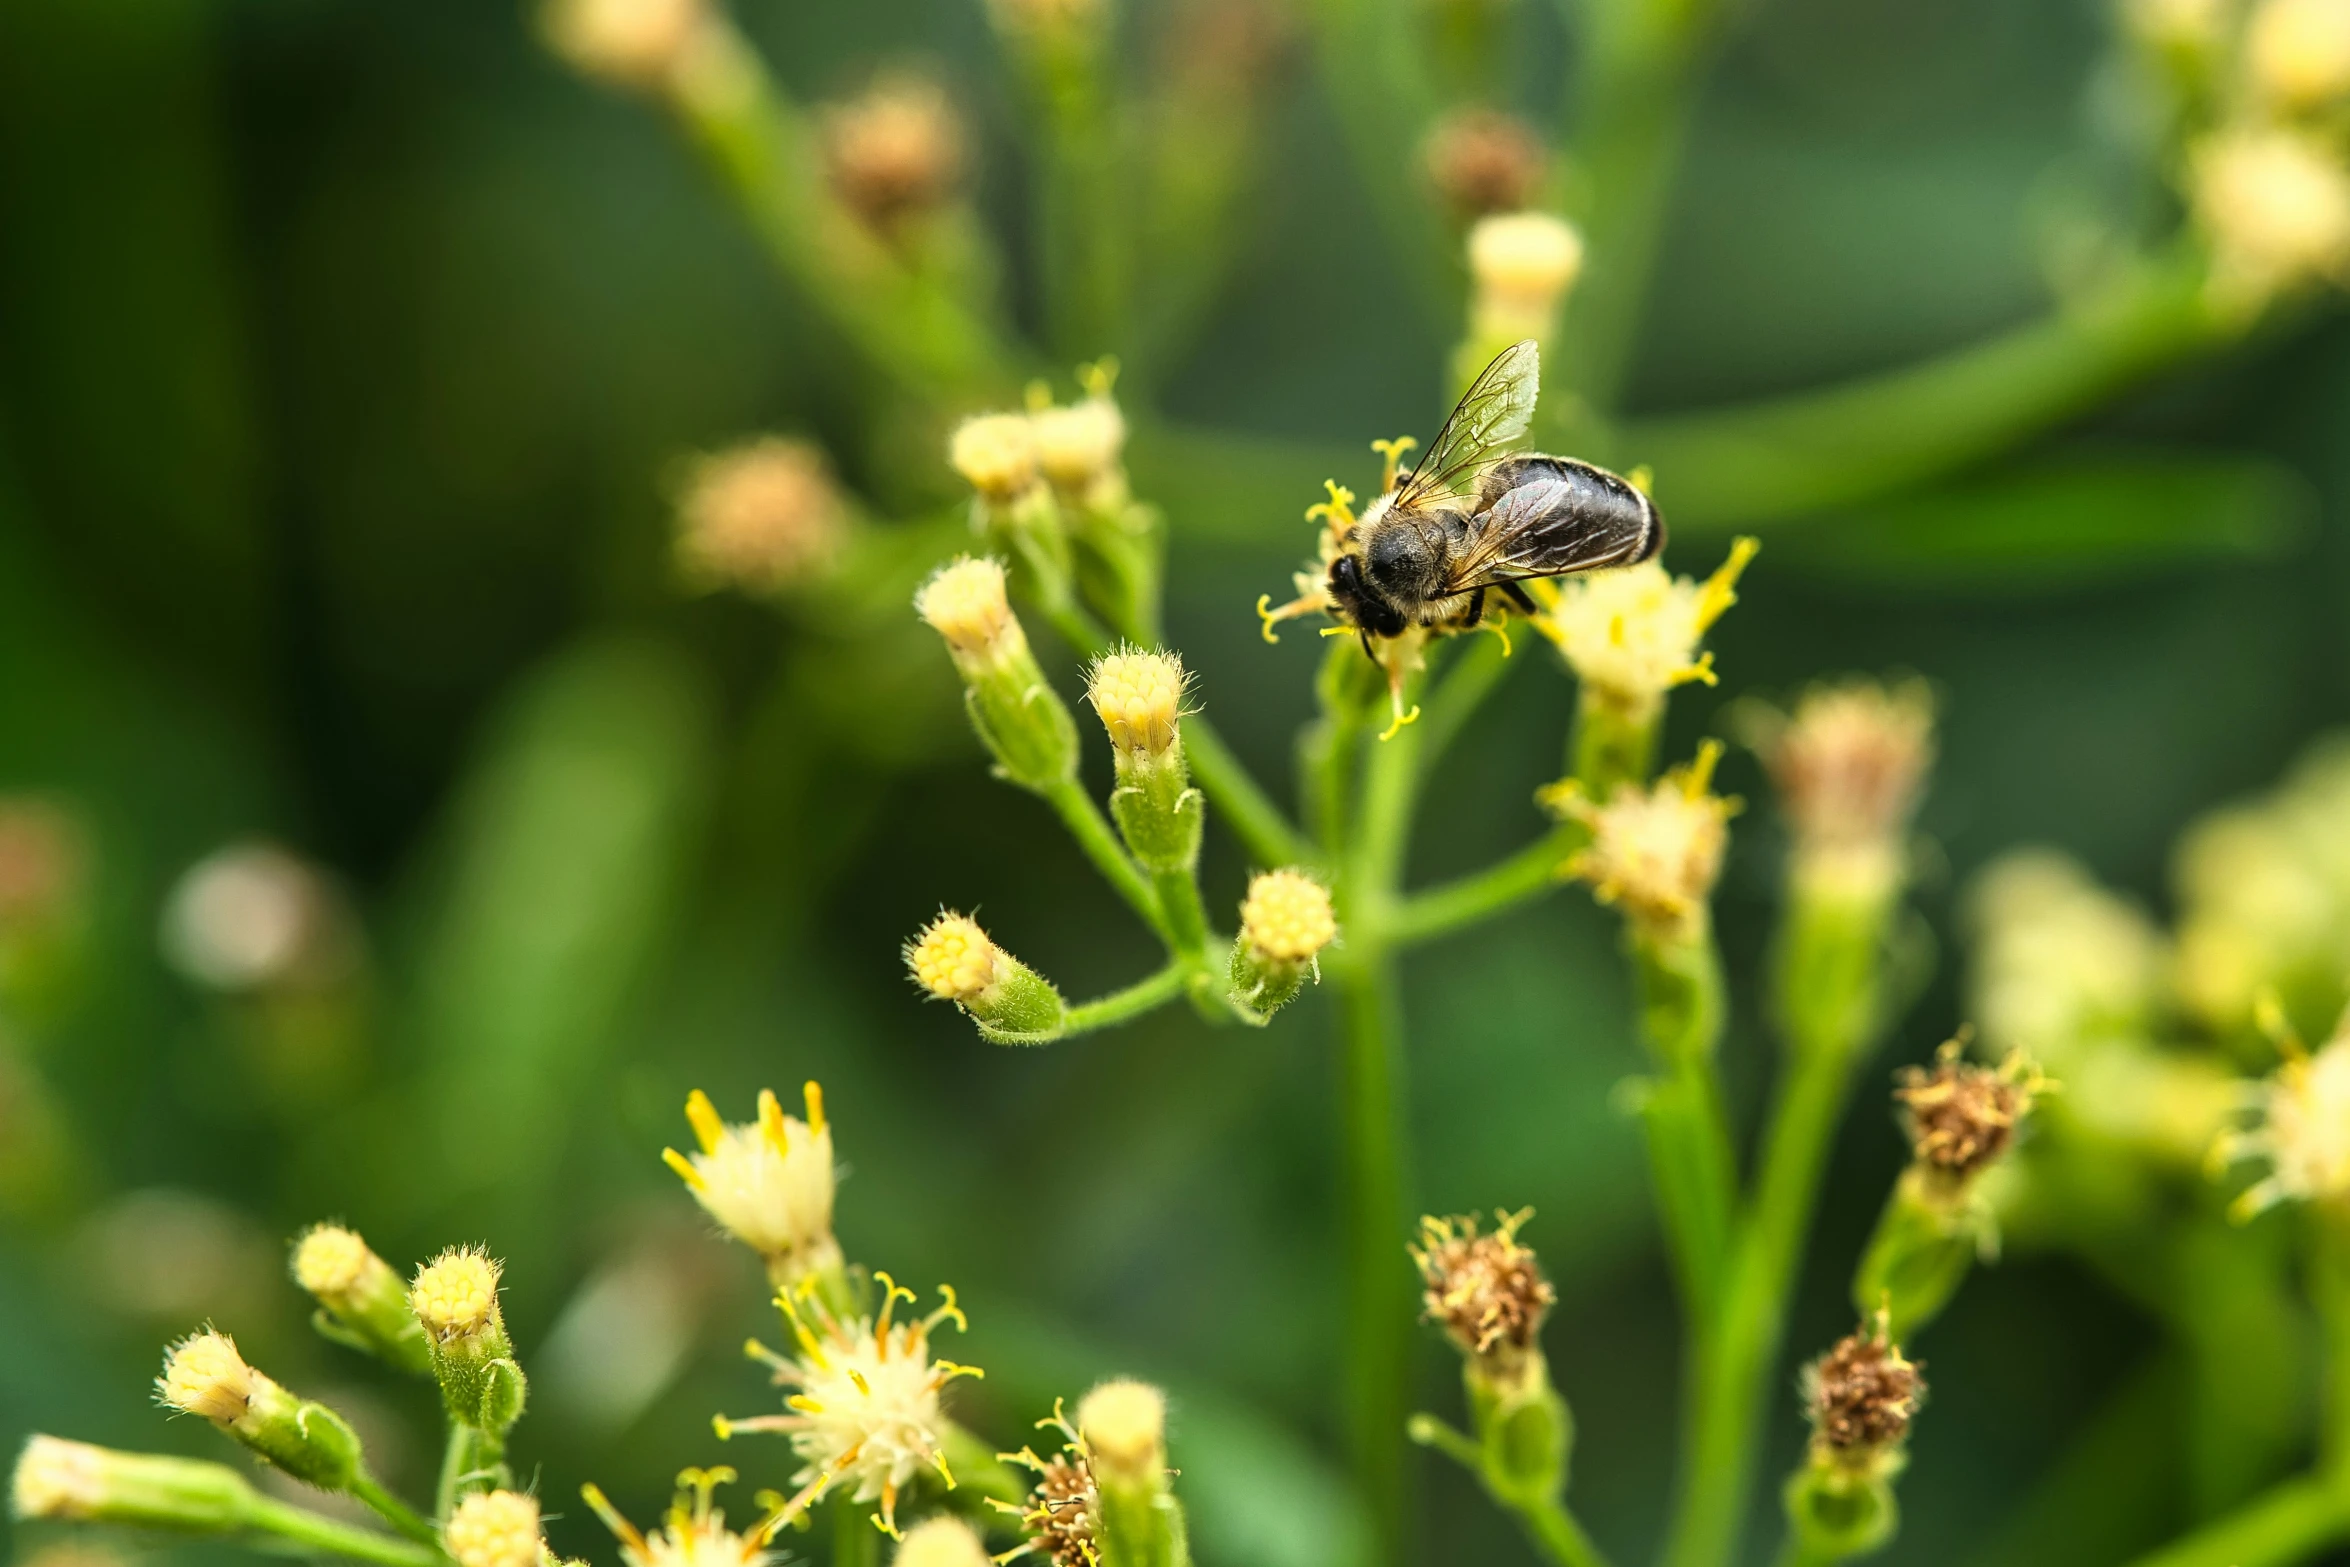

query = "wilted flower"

[997,1404,1100,1567]
[1550,742,1740,944]
[1894,1042,2047,1190]
[1539,540,1757,726]
[2191,127,2350,308]
[583,1468,784,1567]
[1745,677,1935,903]
[674,438,847,596]
[1412,1210,1554,1386]
[663,1086,840,1287]
[717,1277,981,1535]
[1424,109,1548,219]
[1803,1315,1923,1466]
[824,74,966,233]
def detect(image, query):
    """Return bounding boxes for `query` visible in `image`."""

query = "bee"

[1318,338,1663,651]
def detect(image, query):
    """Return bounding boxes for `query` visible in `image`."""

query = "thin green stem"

[1619,253,2228,530]
[1304,0,1452,329]
[1021,29,1125,358]
[1771,1536,1835,1567]
[1522,1496,1613,1567]
[1390,827,1577,947]
[1355,711,1426,897]
[2116,1476,2350,1567]
[1331,950,1415,1566]
[1043,778,1168,940]
[1062,962,1191,1035]
[1186,714,1313,869]
[349,1475,439,1548]
[1630,927,1737,1312]
[242,1495,446,1567]
[1660,1041,1861,1567]
[831,1494,878,1567]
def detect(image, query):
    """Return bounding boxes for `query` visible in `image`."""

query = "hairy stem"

[243,1495,446,1567]
[1043,778,1169,941]
[1390,827,1578,947]
[349,1475,440,1548]
[1185,714,1313,868]
[1063,962,1192,1035]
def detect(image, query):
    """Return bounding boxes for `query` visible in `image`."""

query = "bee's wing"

[1437,461,1662,594]
[1392,339,1540,512]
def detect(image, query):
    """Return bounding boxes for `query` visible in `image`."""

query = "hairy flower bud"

[892,1517,991,1567]
[1552,743,1739,946]
[1803,1317,1923,1463]
[1031,396,1128,498]
[1087,648,1203,875]
[293,1225,432,1375]
[446,1489,546,1567]
[907,912,1067,1042]
[823,74,965,233]
[1076,1379,1166,1482]
[1895,1043,2046,1192]
[2248,0,2350,109]
[2191,127,2350,309]
[674,438,847,597]
[1467,213,1583,336]
[1424,109,1548,219]
[412,1249,527,1434]
[12,1436,256,1531]
[1413,1211,1555,1387]
[663,1085,841,1288]
[1229,869,1336,1019]
[949,415,1041,503]
[916,558,1079,792]
[540,0,705,89]
[157,1331,364,1492]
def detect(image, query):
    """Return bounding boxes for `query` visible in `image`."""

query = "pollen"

[445,1490,545,1567]
[411,1248,503,1343]
[2191,127,2350,307]
[890,1517,991,1567]
[674,437,847,596]
[907,913,999,1002]
[539,0,704,88]
[1085,648,1187,758]
[1804,1316,1924,1457]
[157,1332,260,1426]
[1075,1379,1165,1480]
[1895,1042,2046,1185]
[1238,869,1336,967]
[822,74,965,233]
[2248,0,2350,109]
[1540,539,1756,722]
[1412,1211,1556,1366]
[915,558,1018,661]
[10,1436,108,1521]
[1553,743,1739,943]
[663,1087,839,1282]
[292,1225,379,1304]
[949,414,1041,502]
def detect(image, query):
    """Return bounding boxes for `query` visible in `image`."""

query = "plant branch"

[1186,715,1313,869]
[349,1476,440,1548]
[1063,962,1192,1035]
[243,1495,446,1567]
[1389,827,1576,946]
[2116,1475,2350,1567]
[1043,777,1169,941]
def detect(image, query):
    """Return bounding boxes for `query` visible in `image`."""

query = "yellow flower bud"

[540,0,705,89]
[949,413,1041,501]
[1467,213,1584,343]
[155,1332,364,1491]
[2248,0,2350,109]
[891,1517,992,1567]
[1076,1378,1166,1481]
[1031,398,1128,494]
[1238,870,1336,967]
[1554,743,1739,944]
[1085,648,1187,760]
[11,1437,253,1530]
[158,1331,262,1426]
[916,557,1021,663]
[906,913,1066,1041]
[446,1490,546,1567]
[908,913,999,1002]
[2191,127,2350,308]
[293,1225,375,1302]
[412,1249,503,1345]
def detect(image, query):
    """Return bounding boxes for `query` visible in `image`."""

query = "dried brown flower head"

[1895,1041,2046,1183]
[1804,1316,1923,1455]
[1411,1210,1554,1364]
[999,1403,1102,1567]
[1424,109,1548,219]
[675,437,847,596]
[823,74,965,233]
[1746,677,1934,871]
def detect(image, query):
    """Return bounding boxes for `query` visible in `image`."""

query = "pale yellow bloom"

[675,438,846,596]
[2218,1020,2350,1216]
[717,1279,980,1537]
[584,1469,782,1567]
[446,1490,545,1567]
[11,1436,108,1520]
[662,1086,840,1285]
[915,558,1021,663]
[891,1517,992,1567]
[1540,540,1758,724]
[541,0,704,88]
[1552,743,1738,942]
[1075,1378,1166,1481]
[1467,213,1584,338]
[2192,126,2350,307]
[1238,870,1337,967]
[1031,398,1127,494]
[949,415,1040,501]
[1085,649,1188,759]
[411,1248,503,1344]
[2248,0,2350,108]
[157,1331,262,1426]
[907,913,999,1002]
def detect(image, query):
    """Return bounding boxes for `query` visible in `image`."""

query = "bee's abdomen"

[1478,455,1664,571]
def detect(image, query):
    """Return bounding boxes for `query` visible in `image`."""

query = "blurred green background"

[1,0,2347,1564]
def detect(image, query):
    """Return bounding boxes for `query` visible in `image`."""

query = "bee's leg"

[1499,581,1539,615]
[1358,630,1378,663]
[1464,586,1487,626]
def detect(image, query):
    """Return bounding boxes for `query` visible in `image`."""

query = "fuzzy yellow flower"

[1550,742,1739,942]
[1539,540,1757,725]
[584,1468,783,1567]
[445,1491,545,1567]
[663,1086,840,1287]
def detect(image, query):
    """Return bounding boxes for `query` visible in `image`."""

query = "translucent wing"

[1437,459,1663,594]
[1392,339,1540,512]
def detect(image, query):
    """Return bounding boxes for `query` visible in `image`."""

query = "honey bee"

[1311,338,1664,651]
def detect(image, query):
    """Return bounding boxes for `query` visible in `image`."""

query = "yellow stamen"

[1478,615,1513,657]
[581,1486,648,1557]
[1305,480,1358,529]
[931,1283,968,1333]
[803,1080,826,1135]
[1692,536,1760,631]
[685,1090,724,1156]
[757,1089,789,1157]
[1371,435,1419,492]
[661,1147,707,1191]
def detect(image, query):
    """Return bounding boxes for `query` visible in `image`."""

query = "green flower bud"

[409,1248,527,1436]
[292,1225,432,1375]
[908,911,1068,1043]
[1086,648,1203,875]
[1227,869,1335,1021]
[12,1435,256,1532]
[916,557,1078,792]
[1077,1380,1190,1567]
[157,1332,363,1493]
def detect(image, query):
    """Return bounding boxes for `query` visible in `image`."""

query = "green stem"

[1630,927,1736,1312]
[1389,827,1578,947]
[1063,962,1192,1035]
[1661,1040,1862,1567]
[242,1495,446,1567]
[1331,949,1414,1565]
[831,1494,878,1567]
[1021,27,1125,358]
[1618,253,2228,530]
[1771,1536,1836,1567]
[349,1475,440,1548]
[1522,1496,1613,1567]
[1185,714,1313,869]
[664,19,1017,403]
[1044,778,1169,941]
[2116,1476,2350,1567]
[2314,1207,2350,1470]
[1304,0,1452,328]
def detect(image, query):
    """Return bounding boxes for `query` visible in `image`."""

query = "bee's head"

[1329,553,1407,640]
